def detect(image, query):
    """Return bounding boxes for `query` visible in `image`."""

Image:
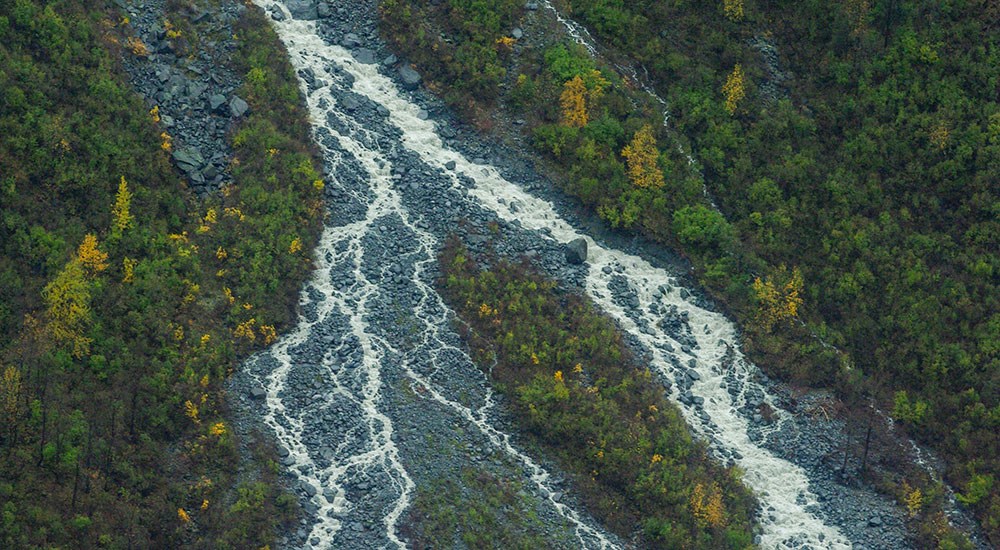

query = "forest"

[0,0,322,546]
[379,0,999,546]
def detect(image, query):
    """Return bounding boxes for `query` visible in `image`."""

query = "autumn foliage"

[722,64,745,114]
[751,265,803,332]
[622,125,665,189]
[560,75,590,127]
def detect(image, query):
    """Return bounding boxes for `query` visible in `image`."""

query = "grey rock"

[286,0,318,20]
[512,27,523,39]
[445,160,456,170]
[526,2,539,9]
[353,48,377,65]
[317,2,331,17]
[269,6,286,21]
[341,33,361,48]
[172,147,204,171]
[565,238,588,264]
[250,387,267,400]
[342,96,361,111]
[868,515,882,527]
[382,54,398,66]
[398,65,422,90]
[208,93,227,113]
[229,96,249,118]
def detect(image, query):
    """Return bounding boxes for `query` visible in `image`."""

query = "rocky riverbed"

[117,0,987,548]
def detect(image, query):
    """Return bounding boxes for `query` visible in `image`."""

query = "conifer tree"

[112,176,133,233]
[622,125,665,189]
[560,75,589,127]
[723,64,746,114]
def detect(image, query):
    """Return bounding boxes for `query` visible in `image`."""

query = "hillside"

[0,1,322,546]
[378,0,998,546]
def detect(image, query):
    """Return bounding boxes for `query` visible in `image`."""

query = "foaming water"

[250,0,851,548]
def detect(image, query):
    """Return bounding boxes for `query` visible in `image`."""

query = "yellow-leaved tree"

[559,70,610,128]
[77,234,109,275]
[560,75,589,128]
[690,482,726,527]
[42,258,93,358]
[723,64,746,114]
[622,125,665,189]
[723,0,744,21]
[751,265,804,332]
[112,176,134,233]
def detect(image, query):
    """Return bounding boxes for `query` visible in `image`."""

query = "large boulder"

[353,48,377,65]
[565,238,588,264]
[208,93,227,114]
[286,0,318,20]
[229,96,249,118]
[398,65,422,90]
[172,147,204,172]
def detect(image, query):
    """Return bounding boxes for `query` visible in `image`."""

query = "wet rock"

[341,96,360,111]
[286,0,318,20]
[565,238,588,264]
[398,65,422,90]
[445,160,456,170]
[353,48,377,65]
[250,387,267,400]
[341,33,361,48]
[382,53,398,67]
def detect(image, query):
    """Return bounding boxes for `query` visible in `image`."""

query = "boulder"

[398,65,422,90]
[341,96,361,111]
[286,0,318,20]
[353,48,377,65]
[250,387,267,400]
[208,93,227,113]
[229,95,249,118]
[512,27,524,39]
[172,147,204,171]
[341,33,361,49]
[565,238,588,264]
